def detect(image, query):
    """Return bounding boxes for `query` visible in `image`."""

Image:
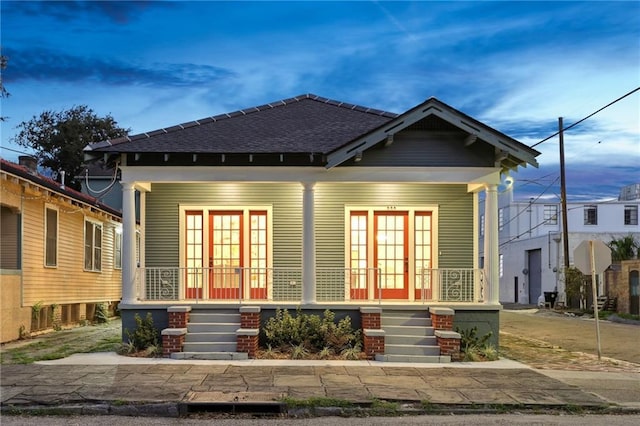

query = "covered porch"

[118,172,502,309]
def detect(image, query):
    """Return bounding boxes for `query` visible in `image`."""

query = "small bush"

[124,313,159,351]
[262,308,362,356]
[340,343,363,360]
[456,326,497,361]
[290,343,310,360]
[95,303,110,324]
[456,326,491,353]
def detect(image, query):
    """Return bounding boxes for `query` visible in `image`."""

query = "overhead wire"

[530,86,640,148]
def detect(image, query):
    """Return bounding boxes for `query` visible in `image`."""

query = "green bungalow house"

[85,94,539,362]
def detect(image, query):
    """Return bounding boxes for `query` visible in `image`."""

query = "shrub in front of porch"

[261,308,363,360]
[455,326,498,362]
[118,312,161,357]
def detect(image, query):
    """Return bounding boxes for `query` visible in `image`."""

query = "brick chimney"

[18,156,38,175]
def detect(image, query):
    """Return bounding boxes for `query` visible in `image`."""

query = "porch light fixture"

[354,151,363,162]
[384,134,394,147]
[192,154,198,162]
[134,153,141,161]
[164,154,170,162]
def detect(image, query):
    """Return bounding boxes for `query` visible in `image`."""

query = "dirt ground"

[500,309,640,363]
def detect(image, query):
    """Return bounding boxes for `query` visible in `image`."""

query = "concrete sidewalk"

[1,353,639,417]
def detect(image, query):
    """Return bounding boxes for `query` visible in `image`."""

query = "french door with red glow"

[209,211,243,299]
[374,212,409,299]
[349,212,369,300]
[414,212,433,301]
[185,211,204,299]
[183,209,269,300]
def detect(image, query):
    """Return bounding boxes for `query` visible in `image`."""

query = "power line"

[0,145,32,156]
[530,86,640,148]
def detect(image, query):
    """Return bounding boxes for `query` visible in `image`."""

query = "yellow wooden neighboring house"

[1,156,123,343]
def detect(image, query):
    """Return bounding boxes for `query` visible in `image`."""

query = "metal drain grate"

[179,401,286,415]
[180,391,286,416]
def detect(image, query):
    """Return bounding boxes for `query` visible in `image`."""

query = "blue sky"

[1,1,639,201]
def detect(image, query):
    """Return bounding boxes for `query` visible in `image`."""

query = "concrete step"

[382,325,434,337]
[384,334,437,346]
[189,312,240,323]
[381,316,432,327]
[171,352,248,361]
[375,354,450,363]
[183,342,238,352]
[385,343,440,356]
[187,322,239,333]
[185,332,237,343]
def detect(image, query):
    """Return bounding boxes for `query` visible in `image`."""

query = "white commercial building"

[479,183,640,306]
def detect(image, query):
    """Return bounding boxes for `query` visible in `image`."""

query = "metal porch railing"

[136,267,484,303]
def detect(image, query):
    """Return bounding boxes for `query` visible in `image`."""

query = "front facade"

[0,158,123,342]
[480,187,640,306]
[86,94,539,356]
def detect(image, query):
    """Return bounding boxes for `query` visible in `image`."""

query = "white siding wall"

[480,195,640,303]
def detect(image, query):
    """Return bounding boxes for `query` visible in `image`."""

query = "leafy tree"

[608,235,639,261]
[13,105,129,190]
[1,53,9,121]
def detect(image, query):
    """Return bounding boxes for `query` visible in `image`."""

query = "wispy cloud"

[4,0,170,24]
[3,47,235,87]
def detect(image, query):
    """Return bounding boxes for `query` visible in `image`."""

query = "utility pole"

[559,117,570,271]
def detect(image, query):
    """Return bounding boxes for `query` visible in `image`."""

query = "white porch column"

[483,184,499,304]
[301,182,316,304]
[121,181,137,304]
[139,190,146,268]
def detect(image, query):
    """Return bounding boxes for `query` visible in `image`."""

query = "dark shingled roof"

[92,94,397,154]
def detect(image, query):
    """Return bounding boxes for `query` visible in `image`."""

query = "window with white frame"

[114,227,122,269]
[584,205,598,225]
[84,219,102,271]
[45,206,58,267]
[625,205,638,225]
[544,205,558,225]
[1,205,21,269]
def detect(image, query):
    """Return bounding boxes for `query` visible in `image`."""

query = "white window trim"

[113,225,123,270]
[624,205,639,226]
[344,205,439,301]
[44,203,59,268]
[84,217,103,272]
[178,204,273,300]
[544,205,558,225]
